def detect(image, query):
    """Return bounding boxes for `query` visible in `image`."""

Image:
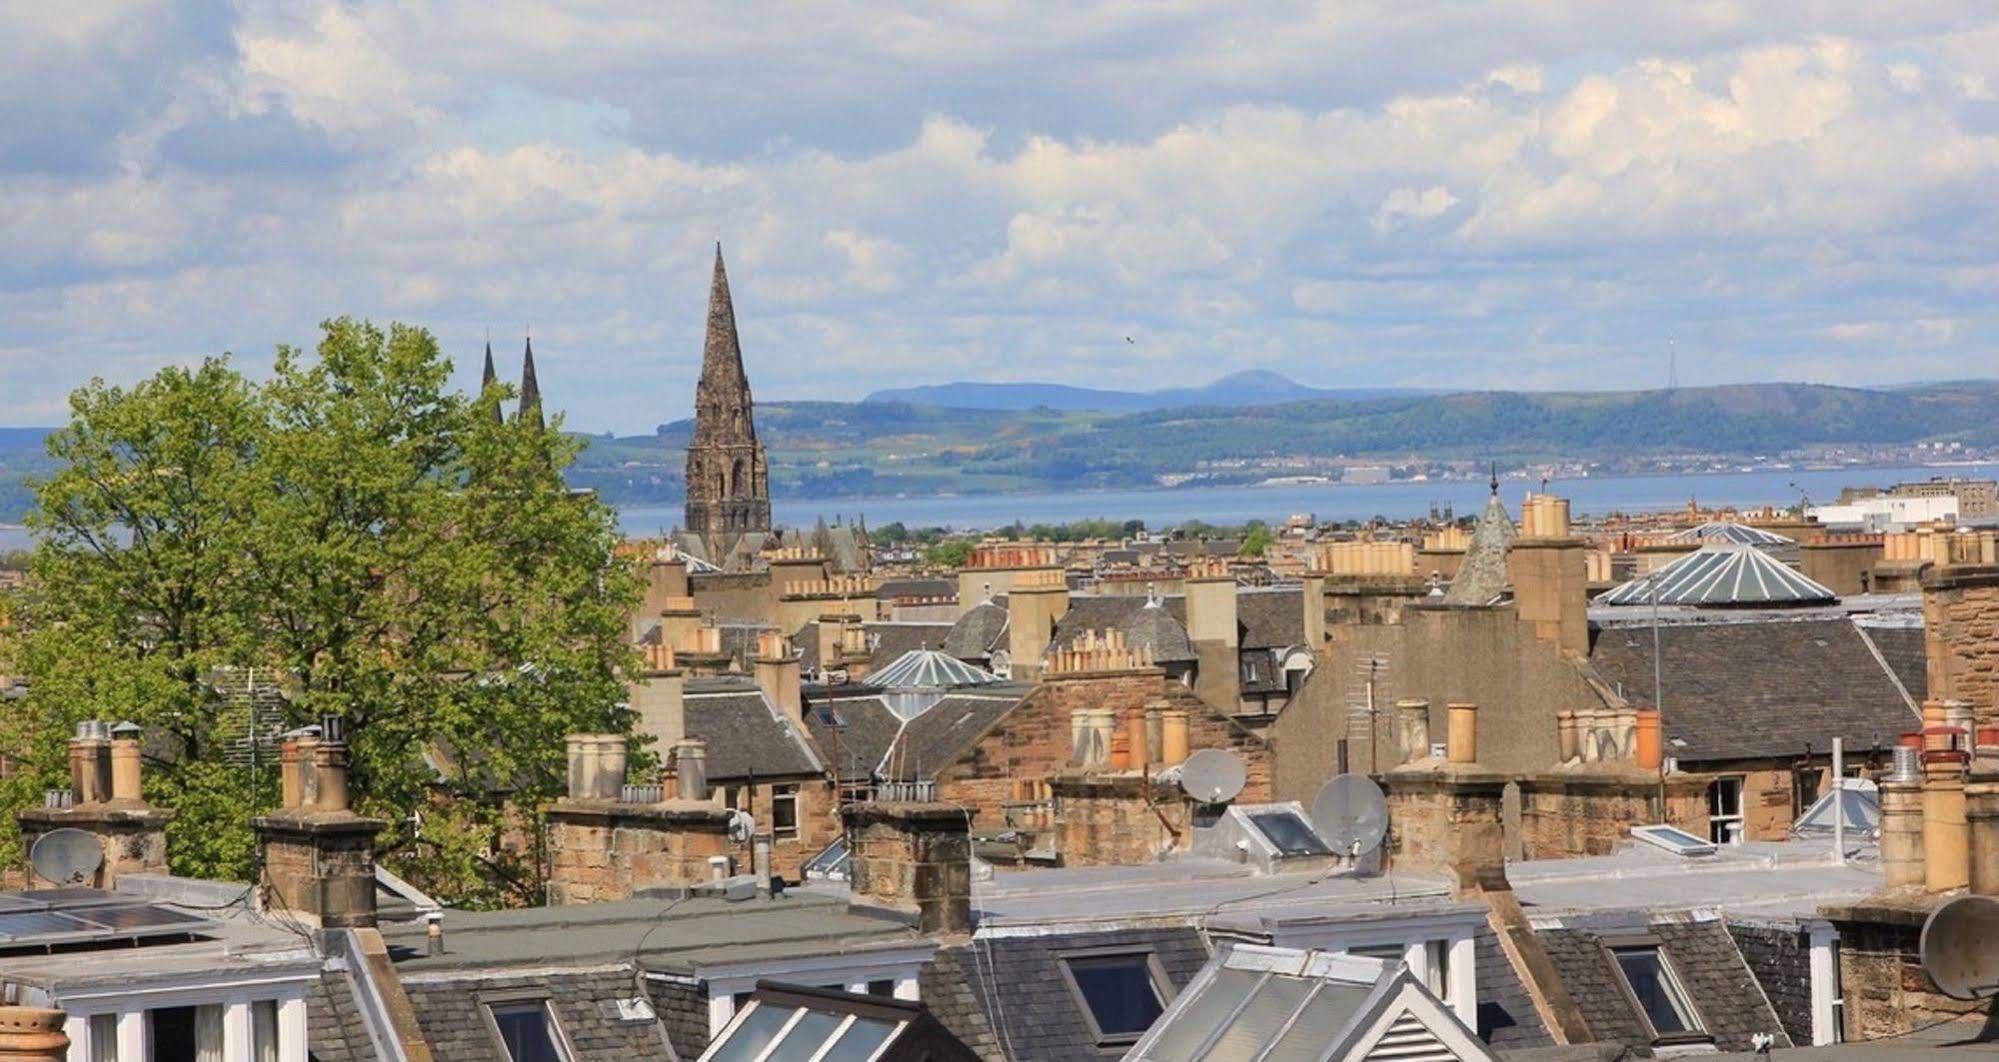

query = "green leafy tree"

[0,319,637,908]
[1241,525,1274,558]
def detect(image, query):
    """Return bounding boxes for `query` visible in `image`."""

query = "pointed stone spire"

[519,336,543,430]
[481,341,502,425]
[695,243,753,444]
[1443,486,1518,607]
[684,242,771,553]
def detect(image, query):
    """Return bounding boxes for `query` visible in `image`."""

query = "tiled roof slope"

[883,686,1035,781]
[947,926,1210,1062]
[919,947,1006,1061]
[1537,919,1790,1053]
[1587,616,1920,761]
[684,677,824,779]
[402,968,675,1061]
[1444,492,1517,606]
[943,601,1008,661]
[648,976,709,1061]
[1727,921,1813,1046]
[803,694,906,781]
[306,967,377,1062]
[1474,926,1552,1049]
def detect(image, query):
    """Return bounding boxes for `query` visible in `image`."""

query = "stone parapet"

[843,801,972,936]
[1516,768,1707,860]
[1050,772,1187,867]
[1379,766,1510,893]
[545,798,734,905]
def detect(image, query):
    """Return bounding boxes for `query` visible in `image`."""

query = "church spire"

[481,341,502,425]
[519,336,543,430]
[696,243,753,440]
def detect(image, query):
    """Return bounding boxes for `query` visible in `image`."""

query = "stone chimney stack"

[658,596,706,655]
[638,557,692,637]
[1183,561,1241,711]
[1395,699,1433,766]
[546,732,735,904]
[1879,745,1925,890]
[1300,570,1328,649]
[1508,493,1589,656]
[843,801,973,936]
[629,642,687,751]
[753,632,803,725]
[18,721,174,889]
[254,719,383,928]
[1005,568,1070,683]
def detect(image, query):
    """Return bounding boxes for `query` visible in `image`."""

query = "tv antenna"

[1165,749,1246,805]
[1309,775,1390,859]
[29,828,105,887]
[1920,894,1999,1000]
[1345,654,1391,773]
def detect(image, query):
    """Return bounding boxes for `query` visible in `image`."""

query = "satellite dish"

[1311,775,1389,857]
[29,828,104,887]
[726,810,756,845]
[1176,749,1246,804]
[1921,894,1999,1001]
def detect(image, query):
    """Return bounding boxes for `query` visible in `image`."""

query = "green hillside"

[563,381,1999,504]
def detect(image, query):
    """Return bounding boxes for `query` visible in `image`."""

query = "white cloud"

[2,4,1998,428]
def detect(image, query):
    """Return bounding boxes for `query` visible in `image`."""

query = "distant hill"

[859,370,1426,412]
[586,380,1999,505]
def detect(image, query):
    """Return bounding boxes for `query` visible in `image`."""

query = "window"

[253,1001,279,1062]
[1611,946,1703,1040]
[866,979,896,998]
[1708,777,1744,844]
[1060,952,1167,1045]
[485,1000,570,1062]
[1246,810,1334,857]
[772,784,800,840]
[148,1004,223,1061]
[1425,939,1453,1003]
[88,1014,117,1062]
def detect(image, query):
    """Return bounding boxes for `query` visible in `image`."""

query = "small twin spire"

[476,334,543,428]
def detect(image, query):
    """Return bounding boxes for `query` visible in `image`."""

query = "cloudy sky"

[4,2,1997,433]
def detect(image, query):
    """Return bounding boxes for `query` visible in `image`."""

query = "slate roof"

[883,686,1036,781]
[401,968,675,1061]
[1046,588,1304,662]
[683,676,824,779]
[803,692,909,782]
[943,601,1008,661]
[1444,492,1516,606]
[918,949,1006,1061]
[1535,917,1790,1053]
[942,926,1211,1062]
[1474,926,1551,1050]
[1587,615,1921,761]
[306,966,378,1062]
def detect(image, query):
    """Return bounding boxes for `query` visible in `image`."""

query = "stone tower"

[683,244,772,550]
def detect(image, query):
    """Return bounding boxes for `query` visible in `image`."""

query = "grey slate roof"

[803,692,907,781]
[1535,917,1790,1054]
[943,601,1008,661]
[1475,927,1552,1049]
[1727,922,1813,1047]
[918,948,1006,1061]
[1587,615,1921,761]
[402,968,675,1061]
[942,926,1211,1062]
[883,686,1036,781]
[1444,493,1517,606]
[307,967,377,1062]
[684,676,824,779]
[647,976,709,1061]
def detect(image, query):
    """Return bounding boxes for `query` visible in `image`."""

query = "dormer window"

[483,996,573,1062]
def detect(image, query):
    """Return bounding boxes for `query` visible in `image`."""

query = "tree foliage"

[0,319,637,908]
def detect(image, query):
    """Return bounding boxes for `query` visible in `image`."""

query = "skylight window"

[486,1000,571,1062]
[704,1001,906,1062]
[1247,811,1334,857]
[1060,953,1167,1046]
[1611,945,1704,1041]
[1630,824,1716,857]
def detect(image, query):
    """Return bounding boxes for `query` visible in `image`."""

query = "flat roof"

[0,877,317,990]
[1506,840,1882,921]
[972,859,1460,930]
[383,888,932,976]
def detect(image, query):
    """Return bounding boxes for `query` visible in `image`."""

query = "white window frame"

[673,948,932,1037]
[1709,776,1746,844]
[771,784,801,841]
[480,994,576,1062]
[1606,941,1707,1042]
[1808,922,1845,1045]
[56,969,314,1062]
[1055,948,1171,1049]
[1288,916,1481,1028]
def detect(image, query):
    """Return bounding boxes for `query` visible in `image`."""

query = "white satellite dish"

[29,828,104,887]
[726,810,757,845]
[1310,774,1389,857]
[1921,894,1999,1001]
[1175,749,1246,805]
